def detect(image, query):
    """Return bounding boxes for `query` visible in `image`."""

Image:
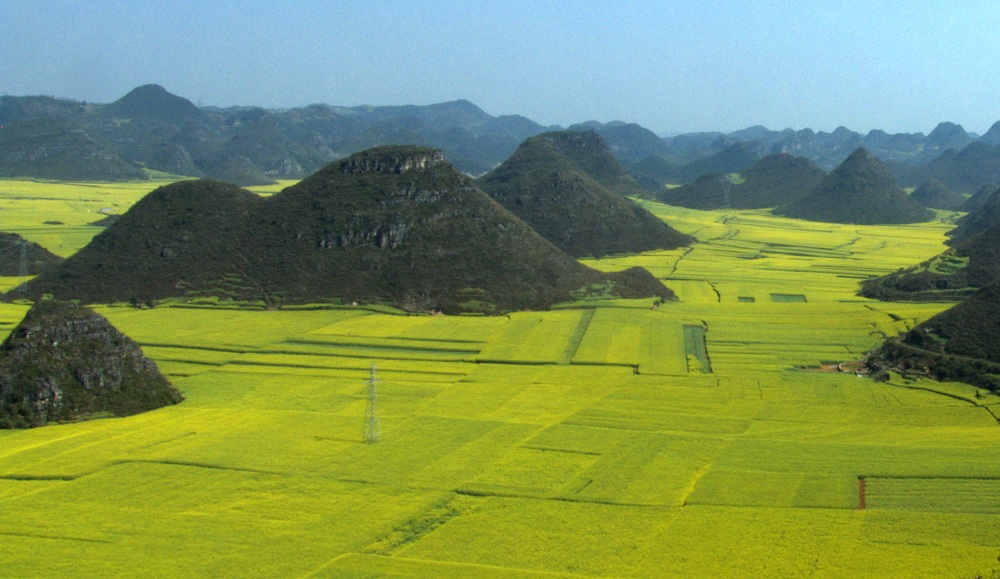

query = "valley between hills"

[0,179,997,576]
[0,88,999,577]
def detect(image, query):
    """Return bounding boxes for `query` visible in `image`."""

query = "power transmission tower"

[363,363,381,444]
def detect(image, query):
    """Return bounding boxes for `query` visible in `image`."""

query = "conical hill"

[19,179,264,306]
[731,153,825,208]
[478,134,691,258]
[775,148,934,224]
[0,232,61,278]
[960,185,997,213]
[948,187,1000,246]
[658,153,824,210]
[19,147,673,313]
[541,131,650,197]
[910,179,965,211]
[0,300,181,428]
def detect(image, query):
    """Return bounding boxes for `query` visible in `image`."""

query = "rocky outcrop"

[0,300,181,428]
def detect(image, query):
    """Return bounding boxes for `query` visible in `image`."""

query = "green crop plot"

[0,189,998,577]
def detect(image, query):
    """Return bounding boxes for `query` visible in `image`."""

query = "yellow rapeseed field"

[0,181,998,577]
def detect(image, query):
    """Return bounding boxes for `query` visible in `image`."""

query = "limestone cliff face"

[0,300,181,428]
[338,148,446,174]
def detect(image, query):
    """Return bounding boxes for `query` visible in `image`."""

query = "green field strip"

[477,311,583,364]
[685,469,857,509]
[222,355,473,376]
[260,343,477,362]
[564,408,749,435]
[558,309,595,364]
[683,324,712,373]
[132,341,254,353]
[289,335,485,349]
[314,553,585,578]
[864,476,1000,513]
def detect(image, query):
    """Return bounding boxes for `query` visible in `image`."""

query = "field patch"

[865,476,1000,514]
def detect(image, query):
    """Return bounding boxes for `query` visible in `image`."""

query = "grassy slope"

[0,186,999,576]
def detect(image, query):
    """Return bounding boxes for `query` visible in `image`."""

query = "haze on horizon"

[2,0,999,136]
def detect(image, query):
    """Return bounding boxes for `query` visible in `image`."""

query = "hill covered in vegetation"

[0,232,61,277]
[658,153,825,210]
[478,132,691,257]
[869,281,1000,390]
[775,148,934,224]
[909,179,965,211]
[0,116,146,181]
[18,147,672,313]
[948,187,1000,246]
[895,141,1000,193]
[860,216,1000,301]
[0,300,181,428]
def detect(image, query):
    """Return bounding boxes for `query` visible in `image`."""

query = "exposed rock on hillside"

[0,300,181,428]
[478,133,691,257]
[775,148,934,224]
[18,147,674,313]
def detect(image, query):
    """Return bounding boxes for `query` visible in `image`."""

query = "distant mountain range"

[3,85,1000,194]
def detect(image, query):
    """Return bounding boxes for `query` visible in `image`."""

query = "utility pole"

[363,363,381,444]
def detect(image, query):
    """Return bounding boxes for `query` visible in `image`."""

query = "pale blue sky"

[3,0,999,135]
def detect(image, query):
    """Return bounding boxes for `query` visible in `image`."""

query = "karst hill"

[0,116,147,181]
[17,146,673,313]
[539,130,651,198]
[909,179,965,211]
[478,132,692,258]
[658,153,825,210]
[775,147,934,224]
[0,232,61,277]
[870,281,1000,390]
[0,300,180,428]
[948,187,1000,246]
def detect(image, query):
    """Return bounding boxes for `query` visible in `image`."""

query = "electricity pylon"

[363,363,381,444]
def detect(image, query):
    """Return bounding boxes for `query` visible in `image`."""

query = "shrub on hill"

[775,148,934,224]
[0,300,181,428]
[536,131,650,198]
[658,173,733,209]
